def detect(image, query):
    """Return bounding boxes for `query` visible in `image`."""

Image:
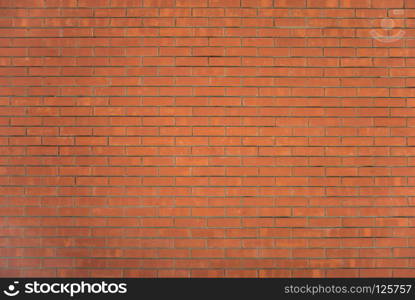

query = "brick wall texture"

[1,0,415,278]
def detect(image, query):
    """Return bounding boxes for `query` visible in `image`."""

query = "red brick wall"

[1,0,415,277]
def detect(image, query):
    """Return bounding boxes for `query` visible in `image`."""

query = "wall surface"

[1,0,415,277]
